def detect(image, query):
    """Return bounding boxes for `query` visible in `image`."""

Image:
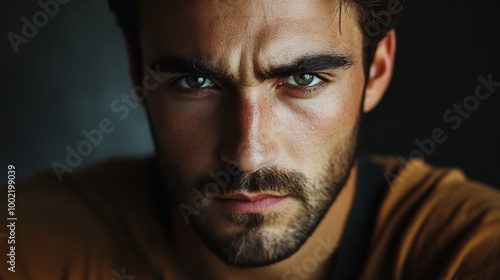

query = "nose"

[218,89,279,173]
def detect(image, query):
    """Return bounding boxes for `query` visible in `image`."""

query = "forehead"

[139,0,363,70]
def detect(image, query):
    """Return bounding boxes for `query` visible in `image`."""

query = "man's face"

[139,0,366,267]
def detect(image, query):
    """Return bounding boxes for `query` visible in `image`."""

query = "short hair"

[108,0,414,82]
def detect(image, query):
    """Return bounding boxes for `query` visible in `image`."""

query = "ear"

[363,29,397,113]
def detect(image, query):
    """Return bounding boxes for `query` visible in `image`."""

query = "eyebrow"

[148,56,230,79]
[148,53,353,80]
[259,54,354,80]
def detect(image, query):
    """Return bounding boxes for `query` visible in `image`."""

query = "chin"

[188,195,336,268]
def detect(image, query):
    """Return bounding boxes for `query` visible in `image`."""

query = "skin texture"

[130,0,395,279]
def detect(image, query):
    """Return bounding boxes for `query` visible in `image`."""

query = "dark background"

[1,0,499,188]
[359,0,500,187]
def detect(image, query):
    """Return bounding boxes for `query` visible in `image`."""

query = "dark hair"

[108,0,414,82]
[347,0,415,73]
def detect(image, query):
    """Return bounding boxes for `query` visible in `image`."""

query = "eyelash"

[167,77,217,97]
[166,74,330,97]
[278,74,329,96]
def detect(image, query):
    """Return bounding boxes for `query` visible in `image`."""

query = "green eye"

[178,76,215,89]
[287,73,322,86]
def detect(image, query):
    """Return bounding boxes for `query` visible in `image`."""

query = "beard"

[154,113,360,268]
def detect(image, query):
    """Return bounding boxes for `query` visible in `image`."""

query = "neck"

[168,162,358,280]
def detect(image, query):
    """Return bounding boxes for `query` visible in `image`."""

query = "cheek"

[278,73,364,173]
[146,96,220,183]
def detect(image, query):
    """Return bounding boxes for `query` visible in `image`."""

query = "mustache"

[194,165,310,200]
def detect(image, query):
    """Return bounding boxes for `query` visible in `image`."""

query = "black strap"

[330,154,390,280]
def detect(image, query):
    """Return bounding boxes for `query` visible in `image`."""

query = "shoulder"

[0,157,172,279]
[5,156,155,227]
[363,155,500,279]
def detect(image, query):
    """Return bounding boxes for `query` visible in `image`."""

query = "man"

[1,0,499,279]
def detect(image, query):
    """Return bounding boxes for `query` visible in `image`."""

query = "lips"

[215,193,289,213]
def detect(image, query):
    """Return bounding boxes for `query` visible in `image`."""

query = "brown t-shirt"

[1,156,499,279]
